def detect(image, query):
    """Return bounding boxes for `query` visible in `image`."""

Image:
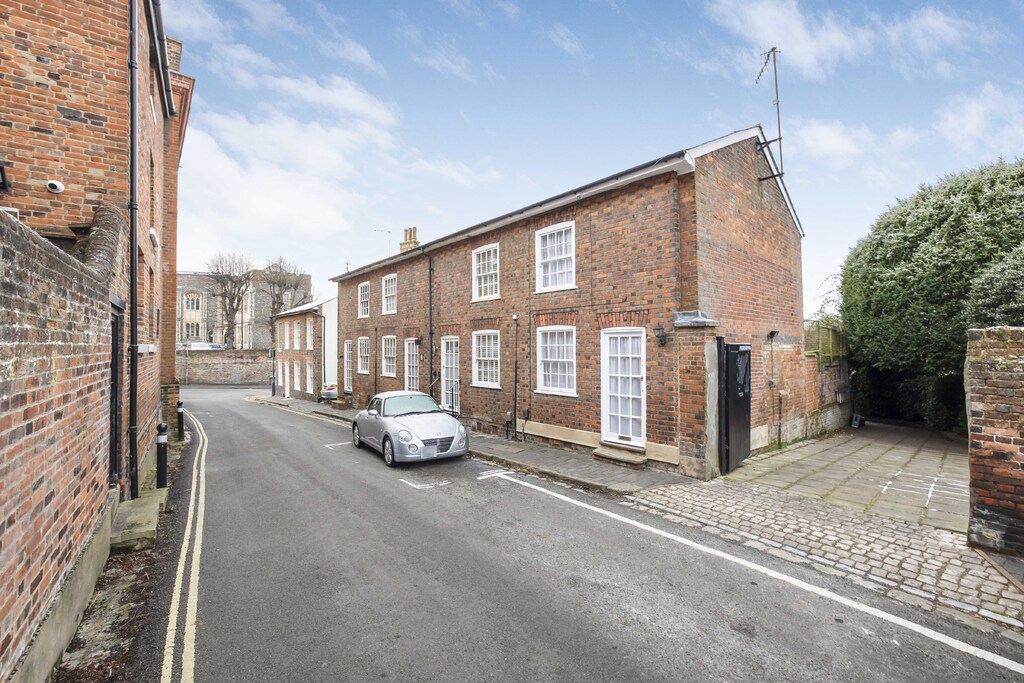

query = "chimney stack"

[399,226,420,253]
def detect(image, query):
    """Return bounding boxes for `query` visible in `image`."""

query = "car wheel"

[352,423,363,449]
[383,437,397,468]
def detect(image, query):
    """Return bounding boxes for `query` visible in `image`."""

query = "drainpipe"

[420,247,434,401]
[128,0,140,500]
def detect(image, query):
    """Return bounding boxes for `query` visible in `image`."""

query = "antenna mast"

[756,46,783,179]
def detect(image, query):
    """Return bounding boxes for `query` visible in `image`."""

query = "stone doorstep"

[592,445,647,469]
[110,489,164,553]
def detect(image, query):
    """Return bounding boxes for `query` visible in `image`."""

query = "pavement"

[249,391,1024,630]
[725,421,969,532]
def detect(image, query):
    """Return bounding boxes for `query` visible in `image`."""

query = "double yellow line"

[160,409,208,683]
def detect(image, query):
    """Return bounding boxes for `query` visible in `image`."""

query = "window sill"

[471,383,501,390]
[381,311,396,316]
[381,373,397,378]
[357,371,369,375]
[534,388,578,398]
[357,315,369,320]
[533,285,578,295]
[471,295,501,303]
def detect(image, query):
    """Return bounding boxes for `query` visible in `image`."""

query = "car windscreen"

[381,394,442,417]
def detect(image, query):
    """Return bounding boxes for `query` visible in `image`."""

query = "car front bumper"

[392,435,469,462]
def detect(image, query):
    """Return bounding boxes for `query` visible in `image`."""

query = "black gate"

[109,313,123,485]
[718,340,751,474]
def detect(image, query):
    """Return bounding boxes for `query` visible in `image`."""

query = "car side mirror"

[367,409,379,417]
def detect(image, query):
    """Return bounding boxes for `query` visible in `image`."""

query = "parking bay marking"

[400,479,452,490]
[323,442,351,450]
[485,471,1024,676]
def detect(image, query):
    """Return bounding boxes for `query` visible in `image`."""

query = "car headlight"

[457,425,467,446]
[397,429,413,443]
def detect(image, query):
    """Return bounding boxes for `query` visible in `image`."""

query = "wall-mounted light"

[767,330,779,341]
[653,322,668,346]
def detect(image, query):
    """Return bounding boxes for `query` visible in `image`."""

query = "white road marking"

[160,409,208,683]
[879,470,902,495]
[323,442,351,450]
[399,479,452,490]
[925,477,938,508]
[488,473,1024,676]
[477,469,510,480]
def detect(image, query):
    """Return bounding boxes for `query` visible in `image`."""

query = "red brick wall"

[274,310,324,401]
[691,138,806,448]
[339,175,684,446]
[336,136,807,472]
[0,213,111,679]
[967,327,1024,555]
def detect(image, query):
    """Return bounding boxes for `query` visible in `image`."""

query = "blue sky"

[163,0,1024,315]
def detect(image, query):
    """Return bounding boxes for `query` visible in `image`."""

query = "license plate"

[422,445,437,458]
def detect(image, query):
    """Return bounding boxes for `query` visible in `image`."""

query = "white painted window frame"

[471,243,500,302]
[382,274,397,315]
[357,281,370,319]
[306,317,314,350]
[536,325,578,397]
[381,335,397,377]
[357,337,370,374]
[471,330,501,389]
[534,221,576,293]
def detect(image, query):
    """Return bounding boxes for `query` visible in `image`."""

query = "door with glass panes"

[600,328,646,447]
[440,336,460,413]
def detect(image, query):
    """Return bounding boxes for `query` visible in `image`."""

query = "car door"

[364,396,384,448]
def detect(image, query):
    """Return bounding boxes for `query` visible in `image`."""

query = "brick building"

[334,127,821,479]
[177,268,313,349]
[0,1,193,679]
[272,298,338,400]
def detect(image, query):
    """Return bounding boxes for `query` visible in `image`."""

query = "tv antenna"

[756,46,783,180]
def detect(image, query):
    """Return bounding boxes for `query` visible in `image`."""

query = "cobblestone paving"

[725,423,969,532]
[629,479,1024,629]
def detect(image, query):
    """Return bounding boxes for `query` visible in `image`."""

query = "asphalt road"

[125,386,1024,682]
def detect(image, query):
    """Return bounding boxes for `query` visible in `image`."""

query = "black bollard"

[176,400,184,441]
[157,422,168,488]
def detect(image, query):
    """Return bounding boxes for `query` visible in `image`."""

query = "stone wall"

[176,350,272,386]
[966,327,1024,555]
[0,212,111,679]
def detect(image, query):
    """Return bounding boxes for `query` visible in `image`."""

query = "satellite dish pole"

[756,46,784,180]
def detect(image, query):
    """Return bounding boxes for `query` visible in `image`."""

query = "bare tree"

[207,252,254,349]
[264,257,313,345]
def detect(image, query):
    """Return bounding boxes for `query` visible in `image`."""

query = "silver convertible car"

[352,391,469,467]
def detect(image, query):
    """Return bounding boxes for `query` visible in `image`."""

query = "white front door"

[284,359,291,398]
[440,336,460,413]
[405,338,420,391]
[601,328,646,447]
[343,340,353,392]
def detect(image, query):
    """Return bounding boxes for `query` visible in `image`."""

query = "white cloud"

[262,75,399,128]
[496,1,520,20]
[884,8,992,79]
[934,83,1024,155]
[706,0,870,81]
[790,119,875,167]
[408,158,504,186]
[547,24,586,58]
[163,0,232,42]
[313,4,386,75]
[704,0,993,82]
[413,41,478,82]
[232,0,302,35]
[208,43,278,87]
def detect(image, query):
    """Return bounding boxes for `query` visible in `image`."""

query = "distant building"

[177,268,312,349]
[272,298,338,401]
